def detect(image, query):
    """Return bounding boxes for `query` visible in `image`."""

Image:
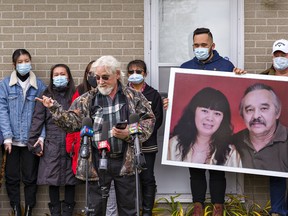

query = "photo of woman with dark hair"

[168,87,241,167]
[167,87,242,216]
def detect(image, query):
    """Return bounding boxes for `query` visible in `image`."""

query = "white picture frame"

[162,68,288,178]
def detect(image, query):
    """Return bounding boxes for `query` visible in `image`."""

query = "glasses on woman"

[96,74,110,81]
[128,69,143,75]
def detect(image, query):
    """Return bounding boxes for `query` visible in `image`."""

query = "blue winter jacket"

[0,71,46,145]
[180,50,235,72]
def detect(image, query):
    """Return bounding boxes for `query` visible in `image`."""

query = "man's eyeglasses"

[96,75,110,81]
[128,69,143,75]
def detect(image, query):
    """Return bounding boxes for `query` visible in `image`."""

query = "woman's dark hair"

[77,60,96,95]
[171,87,233,165]
[126,59,147,75]
[46,64,75,103]
[12,49,32,66]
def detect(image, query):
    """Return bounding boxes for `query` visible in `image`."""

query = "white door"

[144,0,244,200]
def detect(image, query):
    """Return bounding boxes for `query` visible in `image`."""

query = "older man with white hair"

[36,55,155,216]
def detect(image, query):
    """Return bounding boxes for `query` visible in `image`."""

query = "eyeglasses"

[96,74,110,81]
[128,69,143,75]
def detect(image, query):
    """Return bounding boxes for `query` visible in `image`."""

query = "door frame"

[144,0,244,90]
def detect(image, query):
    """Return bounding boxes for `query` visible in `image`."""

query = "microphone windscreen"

[101,121,109,141]
[129,113,140,124]
[82,117,93,128]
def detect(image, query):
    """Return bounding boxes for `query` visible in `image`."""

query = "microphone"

[98,121,110,170]
[80,117,94,159]
[129,113,146,170]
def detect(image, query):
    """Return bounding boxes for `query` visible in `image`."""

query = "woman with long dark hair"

[28,64,77,216]
[168,87,241,216]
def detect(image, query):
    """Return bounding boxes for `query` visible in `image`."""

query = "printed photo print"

[162,68,288,178]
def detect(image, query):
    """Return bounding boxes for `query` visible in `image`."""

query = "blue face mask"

[53,76,68,87]
[273,57,288,70]
[16,63,32,76]
[194,47,210,60]
[128,73,144,84]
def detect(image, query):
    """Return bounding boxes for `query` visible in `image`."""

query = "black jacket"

[141,84,163,153]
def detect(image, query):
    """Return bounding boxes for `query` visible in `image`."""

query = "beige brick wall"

[0,0,144,85]
[0,1,144,215]
[0,0,287,215]
[245,0,288,73]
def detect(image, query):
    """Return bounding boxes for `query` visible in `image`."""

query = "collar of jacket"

[261,65,276,75]
[9,70,39,89]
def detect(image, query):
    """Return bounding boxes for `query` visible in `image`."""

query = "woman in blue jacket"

[0,49,46,216]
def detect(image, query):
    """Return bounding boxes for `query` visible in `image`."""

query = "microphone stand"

[98,121,110,216]
[81,141,95,216]
[99,150,109,216]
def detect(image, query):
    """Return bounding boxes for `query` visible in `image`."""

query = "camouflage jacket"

[49,84,156,176]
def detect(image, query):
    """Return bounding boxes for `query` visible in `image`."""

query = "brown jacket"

[261,64,276,75]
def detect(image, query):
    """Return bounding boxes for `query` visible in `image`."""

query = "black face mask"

[87,75,97,88]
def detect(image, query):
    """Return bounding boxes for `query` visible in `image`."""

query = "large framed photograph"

[162,68,288,178]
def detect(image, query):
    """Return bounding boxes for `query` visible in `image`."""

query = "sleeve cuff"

[38,137,44,143]
[4,138,12,144]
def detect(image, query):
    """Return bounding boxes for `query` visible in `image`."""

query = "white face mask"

[16,63,32,76]
[273,57,288,70]
[128,73,144,84]
[53,75,68,87]
[194,47,210,60]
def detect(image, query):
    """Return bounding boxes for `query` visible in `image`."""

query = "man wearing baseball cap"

[261,39,288,216]
[262,39,288,76]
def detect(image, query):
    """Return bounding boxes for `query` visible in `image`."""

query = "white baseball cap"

[272,39,288,54]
